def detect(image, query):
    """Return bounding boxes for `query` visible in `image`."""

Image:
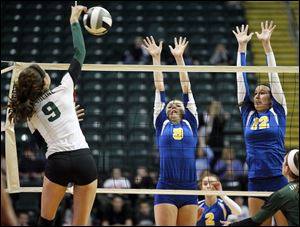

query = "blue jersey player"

[197,171,241,226]
[233,21,288,226]
[142,36,199,226]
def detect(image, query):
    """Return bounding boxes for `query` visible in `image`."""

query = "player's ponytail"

[8,65,46,123]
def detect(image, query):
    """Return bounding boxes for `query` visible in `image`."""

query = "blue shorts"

[248,175,288,200]
[154,180,198,208]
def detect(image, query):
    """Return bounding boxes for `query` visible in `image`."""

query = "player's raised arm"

[232,24,253,108]
[67,5,87,87]
[256,21,287,115]
[169,37,191,94]
[142,36,166,129]
[70,5,87,65]
[142,36,164,91]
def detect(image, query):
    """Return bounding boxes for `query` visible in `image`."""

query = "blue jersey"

[236,52,287,179]
[154,91,198,185]
[197,198,232,226]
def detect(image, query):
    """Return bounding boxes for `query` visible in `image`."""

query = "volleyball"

[83,6,112,36]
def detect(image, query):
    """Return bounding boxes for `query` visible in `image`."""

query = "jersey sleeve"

[68,58,82,86]
[183,92,198,133]
[67,22,86,86]
[236,52,254,126]
[266,52,287,115]
[153,90,167,134]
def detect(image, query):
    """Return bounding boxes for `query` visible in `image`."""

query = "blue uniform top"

[154,91,198,185]
[236,52,287,179]
[197,198,232,226]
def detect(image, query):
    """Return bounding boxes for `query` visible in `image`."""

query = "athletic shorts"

[45,148,98,187]
[154,180,198,208]
[248,175,288,200]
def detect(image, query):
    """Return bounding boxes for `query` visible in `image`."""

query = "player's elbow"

[232,206,242,216]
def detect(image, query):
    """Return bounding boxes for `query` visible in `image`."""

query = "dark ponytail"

[8,65,46,123]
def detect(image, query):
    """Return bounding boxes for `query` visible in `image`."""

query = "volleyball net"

[1,62,299,197]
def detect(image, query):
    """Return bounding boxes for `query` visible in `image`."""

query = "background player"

[197,171,241,226]
[222,149,299,226]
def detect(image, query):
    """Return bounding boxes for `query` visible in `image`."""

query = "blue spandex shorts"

[248,175,288,200]
[154,180,198,208]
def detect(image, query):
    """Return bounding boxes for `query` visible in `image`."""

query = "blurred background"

[1,1,299,225]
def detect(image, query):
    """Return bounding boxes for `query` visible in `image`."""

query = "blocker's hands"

[142,36,163,58]
[169,37,189,58]
[232,24,254,45]
[255,20,276,43]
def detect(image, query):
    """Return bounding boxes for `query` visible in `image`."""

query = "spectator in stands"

[213,147,244,189]
[131,166,155,207]
[143,36,199,226]
[102,195,133,226]
[132,166,155,189]
[19,145,45,186]
[195,146,211,181]
[197,100,230,169]
[7,5,98,226]
[103,167,131,189]
[123,36,149,64]
[17,212,30,226]
[134,200,155,226]
[197,171,241,226]
[209,43,233,65]
[233,21,289,225]
[148,170,158,188]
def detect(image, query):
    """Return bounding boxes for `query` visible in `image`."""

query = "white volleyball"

[83,6,112,36]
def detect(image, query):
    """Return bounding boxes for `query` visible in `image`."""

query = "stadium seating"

[1,1,254,173]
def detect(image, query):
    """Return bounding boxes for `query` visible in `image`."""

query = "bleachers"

[2,1,256,172]
[244,1,299,149]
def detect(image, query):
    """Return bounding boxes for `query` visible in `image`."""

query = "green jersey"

[252,181,299,226]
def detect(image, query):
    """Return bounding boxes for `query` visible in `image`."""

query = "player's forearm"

[175,56,191,93]
[71,22,86,65]
[220,195,242,216]
[238,43,247,53]
[152,56,164,91]
[266,52,287,113]
[236,52,249,104]
[262,41,273,54]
